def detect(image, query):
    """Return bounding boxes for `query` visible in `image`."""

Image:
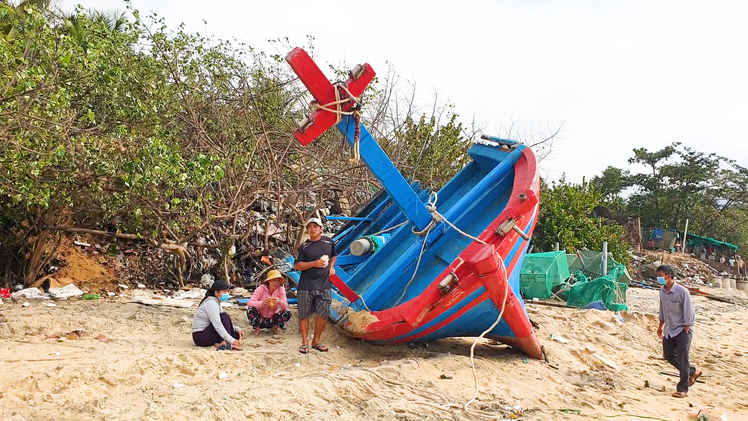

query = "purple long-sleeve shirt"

[658,282,695,338]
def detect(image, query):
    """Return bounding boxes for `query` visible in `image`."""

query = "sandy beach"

[1,286,747,421]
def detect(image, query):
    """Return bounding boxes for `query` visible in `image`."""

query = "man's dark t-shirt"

[297,236,337,290]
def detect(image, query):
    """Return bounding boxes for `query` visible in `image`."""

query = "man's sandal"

[312,343,328,352]
[299,345,310,354]
[672,391,688,398]
[689,369,702,386]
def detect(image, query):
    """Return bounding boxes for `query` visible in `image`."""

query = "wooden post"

[636,217,642,251]
[681,219,689,253]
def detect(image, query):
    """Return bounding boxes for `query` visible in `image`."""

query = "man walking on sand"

[294,217,337,354]
[656,265,702,398]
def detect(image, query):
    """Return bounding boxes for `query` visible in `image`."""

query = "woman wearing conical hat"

[247,270,291,336]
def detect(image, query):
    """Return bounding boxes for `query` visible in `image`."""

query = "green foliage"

[0,2,481,285]
[590,166,630,211]
[592,144,748,253]
[534,177,631,264]
[387,112,468,189]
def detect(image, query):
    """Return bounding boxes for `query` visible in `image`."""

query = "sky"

[61,0,748,183]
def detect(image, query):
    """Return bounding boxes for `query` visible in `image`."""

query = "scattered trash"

[107,292,115,297]
[22,302,30,307]
[0,288,10,298]
[173,383,185,388]
[696,408,727,421]
[439,374,453,380]
[644,379,666,392]
[173,289,203,300]
[219,302,233,308]
[550,332,569,344]
[593,353,618,369]
[74,240,91,247]
[137,284,146,289]
[131,295,194,308]
[218,372,228,380]
[81,294,100,300]
[12,288,45,300]
[200,274,215,288]
[49,284,84,299]
[614,314,625,323]
[47,303,56,307]
[582,300,608,311]
[118,284,129,289]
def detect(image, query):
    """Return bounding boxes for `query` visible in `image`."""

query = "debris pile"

[630,250,720,286]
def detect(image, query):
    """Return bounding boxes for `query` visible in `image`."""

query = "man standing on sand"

[656,265,702,398]
[294,217,337,354]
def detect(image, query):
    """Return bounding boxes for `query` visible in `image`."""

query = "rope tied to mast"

[310,82,362,164]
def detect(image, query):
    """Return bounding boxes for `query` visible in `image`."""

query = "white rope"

[394,192,488,305]
[384,193,516,418]
[369,221,408,236]
[464,257,510,416]
[310,82,362,163]
[428,193,488,246]
[393,220,434,306]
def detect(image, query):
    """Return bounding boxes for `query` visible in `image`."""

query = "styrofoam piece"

[48,284,84,299]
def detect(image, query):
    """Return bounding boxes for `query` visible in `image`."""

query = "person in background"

[739,256,746,278]
[729,255,736,267]
[719,255,726,265]
[656,265,702,398]
[294,217,337,354]
[192,280,244,350]
[247,270,291,336]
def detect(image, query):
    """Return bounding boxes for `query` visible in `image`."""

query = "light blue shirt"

[659,282,695,339]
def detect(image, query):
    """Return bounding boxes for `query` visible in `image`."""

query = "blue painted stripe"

[390,286,487,342]
[417,298,514,341]
[327,216,374,221]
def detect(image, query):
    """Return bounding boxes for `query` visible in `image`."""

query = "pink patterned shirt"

[248,284,289,319]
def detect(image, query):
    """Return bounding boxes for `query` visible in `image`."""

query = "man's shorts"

[297,289,332,320]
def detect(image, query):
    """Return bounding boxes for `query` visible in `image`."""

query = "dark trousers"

[246,306,292,329]
[192,312,239,347]
[662,329,696,392]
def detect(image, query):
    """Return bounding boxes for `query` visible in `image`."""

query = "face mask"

[219,293,230,301]
[657,276,666,285]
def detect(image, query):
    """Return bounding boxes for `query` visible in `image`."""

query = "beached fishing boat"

[286,48,543,359]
